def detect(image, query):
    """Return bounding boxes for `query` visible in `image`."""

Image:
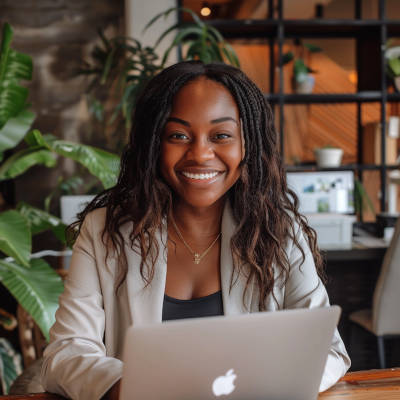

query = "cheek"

[224,146,243,175]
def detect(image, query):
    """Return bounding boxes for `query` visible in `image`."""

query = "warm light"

[201,6,211,17]
[348,71,357,85]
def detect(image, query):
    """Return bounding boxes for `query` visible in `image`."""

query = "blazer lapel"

[125,223,168,326]
[220,202,257,315]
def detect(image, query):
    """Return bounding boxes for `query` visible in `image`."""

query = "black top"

[162,290,224,321]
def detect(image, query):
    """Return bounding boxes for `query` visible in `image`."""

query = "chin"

[179,194,225,210]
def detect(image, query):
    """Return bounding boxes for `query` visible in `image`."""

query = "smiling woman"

[40,61,350,400]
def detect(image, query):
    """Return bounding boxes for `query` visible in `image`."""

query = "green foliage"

[282,40,322,82]
[0,338,22,395]
[0,22,119,359]
[81,7,239,150]
[388,57,400,77]
[354,178,376,219]
[145,7,240,67]
[0,210,31,267]
[0,23,33,131]
[0,259,63,341]
[17,202,67,245]
[0,109,35,162]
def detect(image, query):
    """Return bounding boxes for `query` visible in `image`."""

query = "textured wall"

[0,0,124,208]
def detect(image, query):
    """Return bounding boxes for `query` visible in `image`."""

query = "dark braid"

[70,61,324,309]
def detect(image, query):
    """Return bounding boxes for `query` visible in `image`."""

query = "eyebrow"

[166,116,238,126]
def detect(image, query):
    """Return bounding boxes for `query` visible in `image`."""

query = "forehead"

[169,77,239,120]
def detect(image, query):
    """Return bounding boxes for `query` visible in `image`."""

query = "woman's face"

[160,77,242,210]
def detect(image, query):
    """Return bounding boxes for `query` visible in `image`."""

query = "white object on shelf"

[60,195,95,225]
[314,148,343,168]
[388,170,400,215]
[305,213,356,250]
[60,195,95,269]
[388,116,400,138]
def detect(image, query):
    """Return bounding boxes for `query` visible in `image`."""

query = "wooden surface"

[319,368,400,399]
[1,368,400,399]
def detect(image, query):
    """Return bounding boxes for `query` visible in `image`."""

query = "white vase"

[60,195,95,226]
[314,148,343,168]
[295,74,315,94]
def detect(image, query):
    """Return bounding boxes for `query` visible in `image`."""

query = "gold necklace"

[170,216,221,264]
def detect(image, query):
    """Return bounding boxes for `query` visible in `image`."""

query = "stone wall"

[0,0,124,209]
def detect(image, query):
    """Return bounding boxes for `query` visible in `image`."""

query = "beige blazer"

[41,204,350,400]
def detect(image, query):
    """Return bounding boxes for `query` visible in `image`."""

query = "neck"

[170,198,225,239]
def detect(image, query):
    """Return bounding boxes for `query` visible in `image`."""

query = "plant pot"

[60,195,95,226]
[314,148,343,168]
[295,74,315,94]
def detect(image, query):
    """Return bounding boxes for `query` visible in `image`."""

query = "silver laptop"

[120,306,340,400]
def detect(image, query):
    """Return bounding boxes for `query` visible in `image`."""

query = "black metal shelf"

[285,164,400,172]
[204,0,399,213]
[266,92,400,104]
[208,19,400,39]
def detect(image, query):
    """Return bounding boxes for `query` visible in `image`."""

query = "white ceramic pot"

[314,148,343,168]
[295,74,315,94]
[60,195,95,226]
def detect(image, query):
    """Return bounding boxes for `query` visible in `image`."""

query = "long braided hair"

[71,61,324,310]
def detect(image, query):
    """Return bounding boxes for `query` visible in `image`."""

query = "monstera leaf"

[0,258,63,341]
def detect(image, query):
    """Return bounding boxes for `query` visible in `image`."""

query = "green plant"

[0,338,22,395]
[0,21,120,378]
[354,178,376,220]
[282,40,322,84]
[81,6,239,152]
[145,7,240,67]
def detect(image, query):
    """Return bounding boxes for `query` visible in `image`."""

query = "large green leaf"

[0,23,33,130]
[0,147,56,180]
[17,202,67,245]
[0,109,35,162]
[0,210,31,267]
[27,130,119,189]
[0,258,64,341]
[389,57,400,76]
[49,141,119,188]
[0,338,22,395]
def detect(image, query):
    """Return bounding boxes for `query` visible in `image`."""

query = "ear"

[240,119,245,161]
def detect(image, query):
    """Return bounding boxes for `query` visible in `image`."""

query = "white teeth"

[181,171,219,180]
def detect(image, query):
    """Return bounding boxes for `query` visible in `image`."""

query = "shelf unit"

[200,0,400,213]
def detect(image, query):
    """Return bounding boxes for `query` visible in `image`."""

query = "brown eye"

[169,133,189,140]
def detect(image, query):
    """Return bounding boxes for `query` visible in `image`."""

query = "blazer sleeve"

[283,225,351,392]
[41,213,123,400]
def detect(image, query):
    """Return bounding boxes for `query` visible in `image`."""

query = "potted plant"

[314,145,344,168]
[282,40,322,94]
[385,45,400,91]
[80,6,240,152]
[0,22,120,392]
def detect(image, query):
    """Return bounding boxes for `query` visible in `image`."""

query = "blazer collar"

[125,201,256,326]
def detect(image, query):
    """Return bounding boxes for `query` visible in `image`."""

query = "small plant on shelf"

[282,39,322,94]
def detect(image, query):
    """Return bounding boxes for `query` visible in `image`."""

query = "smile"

[181,171,219,180]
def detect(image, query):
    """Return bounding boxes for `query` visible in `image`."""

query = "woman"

[41,61,350,400]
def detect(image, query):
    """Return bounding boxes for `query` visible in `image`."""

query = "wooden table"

[1,368,400,399]
[319,368,400,399]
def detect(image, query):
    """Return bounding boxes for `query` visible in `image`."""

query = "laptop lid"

[120,305,341,400]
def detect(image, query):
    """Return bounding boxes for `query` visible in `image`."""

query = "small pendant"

[194,253,201,264]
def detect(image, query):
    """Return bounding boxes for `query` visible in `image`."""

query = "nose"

[186,137,214,163]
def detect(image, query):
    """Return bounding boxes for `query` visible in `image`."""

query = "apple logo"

[212,369,237,397]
